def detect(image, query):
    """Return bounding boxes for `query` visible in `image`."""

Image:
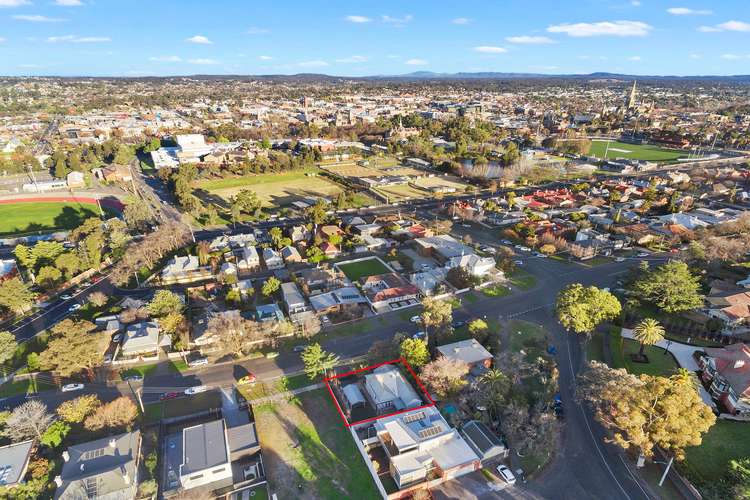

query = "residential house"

[161,255,212,284]
[364,364,423,414]
[176,420,232,491]
[120,321,169,358]
[706,287,750,331]
[0,440,33,488]
[289,225,310,244]
[437,339,492,373]
[54,431,141,500]
[255,303,284,323]
[237,245,260,272]
[446,253,496,277]
[698,344,750,414]
[460,421,508,462]
[281,245,303,264]
[360,273,420,312]
[369,406,480,489]
[280,282,312,323]
[66,171,85,188]
[319,225,343,240]
[92,164,133,183]
[320,242,340,258]
[413,235,473,265]
[294,267,346,295]
[262,248,284,270]
[308,286,367,315]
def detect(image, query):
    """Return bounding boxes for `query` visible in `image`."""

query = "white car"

[410,315,422,323]
[188,357,208,367]
[112,334,122,343]
[615,257,625,262]
[61,383,84,392]
[514,260,524,265]
[60,294,73,301]
[184,386,208,395]
[496,465,516,485]
[636,251,649,257]
[68,303,82,312]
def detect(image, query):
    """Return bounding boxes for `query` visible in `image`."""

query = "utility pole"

[658,456,674,487]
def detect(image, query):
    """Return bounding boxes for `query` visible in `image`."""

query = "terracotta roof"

[705,343,750,396]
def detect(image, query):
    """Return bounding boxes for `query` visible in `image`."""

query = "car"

[482,246,497,255]
[514,260,524,265]
[160,392,180,401]
[292,345,308,353]
[533,252,547,258]
[237,374,257,385]
[669,248,679,253]
[188,357,208,367]
[410,315,422,323]
[636,251,649,257]
[452,320,466,328]
[112,334,122,343]
[184,385,208,395]
[496,465,516,485]
[80,281,92,288]
[103,354,112,363]
[501,240,513,245]
[124,375,143,382]
[60,294,73,301]
[615,257,625,262]
[67,303,82,312]
[61,383,84,392]
[412,331,426,340]
[320,315,331,325]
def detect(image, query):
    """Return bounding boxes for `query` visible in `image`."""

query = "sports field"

[194,168,343,206]
[589,140,687,162]
[337,258,391,281]
[0,201,106,236]
[374,184,428,202]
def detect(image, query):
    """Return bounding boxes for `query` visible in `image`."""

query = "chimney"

[109,438,117,448]
[62,451,69,462]
[54,476,62,487]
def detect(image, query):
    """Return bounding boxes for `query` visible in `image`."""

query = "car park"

[61,383,84,392]
[496,465,516,485]
[184,385,208,395]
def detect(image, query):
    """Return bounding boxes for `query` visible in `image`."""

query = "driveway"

[432,470,544,500]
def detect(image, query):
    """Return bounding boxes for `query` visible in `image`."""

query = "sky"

[0,0,748,77]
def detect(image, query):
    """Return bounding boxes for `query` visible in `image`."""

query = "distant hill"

[385,71,750,83]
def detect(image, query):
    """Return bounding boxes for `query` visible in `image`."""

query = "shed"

[343,384,366,408]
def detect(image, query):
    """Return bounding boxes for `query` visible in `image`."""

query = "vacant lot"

[323,164,381,178]
[374,183,428,201]
[254,389,380,500]
[412,175,470,192]
[589,140,686,162]
[0,201,106,236]
[337,258,390,281]
[195,168,342,207]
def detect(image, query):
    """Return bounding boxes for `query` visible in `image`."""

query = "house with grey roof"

[120,321,170,358]
[364,364,423,414]
[437,339,493,372]
[179,420,232,491]
[54,431,141,500]
[0,439,33,488]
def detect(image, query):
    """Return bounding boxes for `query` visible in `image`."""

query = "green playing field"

[589,140,687,162]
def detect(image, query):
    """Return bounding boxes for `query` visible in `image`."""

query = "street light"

[663,339,672,356]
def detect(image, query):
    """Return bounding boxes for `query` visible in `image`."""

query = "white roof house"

[237,245,260,270]
[437,339,492,368]
[364,365,422,412]
[120,321,167,356]
[262,247,284,270]
[446,254,496,277]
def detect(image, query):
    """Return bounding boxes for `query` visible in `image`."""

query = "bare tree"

[4,400,54,442]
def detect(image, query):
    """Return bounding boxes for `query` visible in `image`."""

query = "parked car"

[160,392,180,401]
[412,331,426,340]
[292,345,308,353]
[615,257,625,262]
[237,374,257,385]
[496,465,516,485]
[60,294,73,301]
[124,375,143,382]
[514,260,524,265]
[112,334,122,343]
[501,239,513,245]
[61,383,84,392]
[103,354,112,364]
[482,246,497,255]
[452,320,466,328]
[533,252,547,258]
[188,357,208,367]
[636,251,649,257]
[67,303,82,312]
[410,315,422,323]
[184,385,208,395]
[461,224,471,228]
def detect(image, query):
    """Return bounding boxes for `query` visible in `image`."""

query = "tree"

[36,266,62,289]
[728,458,750,500]
[231,189,262,217]
[55,252,80,279]
[269,227,283,249]
[539,244,556,255]
[4,400,54,442]
[421,297,453,350]
[88,291,108,308]
[578,362,715,460]
[147,290,185,317]
[160,311,186,335]
[123,201,153,232]
[39,319,107,378]
[399,338,430,369]
[40,421,70,449]
[306,246,325,265]
[196,241,211,265]
[262,277,281,297]
[420,357,470,399]
[305,199,328,226]
[468,319,489,343]
[301,343,339,379]
[478,369,510,421]
[633,261,703,314]
[556,284,621,335]
[57,394,101,423]
[84,397,138,431]
[632,318,665,357]
[0,331,17,366]
[0,277,36,315]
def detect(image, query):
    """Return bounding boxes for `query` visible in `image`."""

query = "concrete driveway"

[431,470,544,500]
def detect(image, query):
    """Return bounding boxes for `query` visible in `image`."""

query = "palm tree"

[633,318,665,357]
[196,241,210,266]
[479,369,509,421]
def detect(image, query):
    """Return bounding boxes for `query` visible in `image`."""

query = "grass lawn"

[242,484,269,500]
[168,359,189,373]
[374,183,428,202]
[622,339,679,376]
[254,389,380,500]
[682,420,750,485]
[608,327,626,369]
[337,258,390,281]
[481,283,512,297]
[586,333,605,363]
[507,320,548,360]
[238,373,315,402]
[0,376,55,398]
[0,201,113,236]
[589,140,687,162]
[120,363,159,380]
[508,269,537,290]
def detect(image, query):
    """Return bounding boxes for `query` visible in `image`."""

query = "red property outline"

[324,358,436,427]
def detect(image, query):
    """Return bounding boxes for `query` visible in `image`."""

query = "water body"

[460,159,504,178]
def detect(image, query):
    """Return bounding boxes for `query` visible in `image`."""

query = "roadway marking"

[565,334,632,500]
[619,455,653,499]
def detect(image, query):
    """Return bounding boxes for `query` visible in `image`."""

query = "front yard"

[254,388,380,500]
[682,420,750,490]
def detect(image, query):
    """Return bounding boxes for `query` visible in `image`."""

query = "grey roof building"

[54,431,141,500]
[179,420,232,491]
[0,439,33,487]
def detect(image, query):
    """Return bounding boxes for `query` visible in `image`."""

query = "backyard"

[0,201,110,236]
[337,258,391,281]
[254,389,380,500]
[589,140,687,162]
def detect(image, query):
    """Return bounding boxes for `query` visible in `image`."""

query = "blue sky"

[0,0,748,77]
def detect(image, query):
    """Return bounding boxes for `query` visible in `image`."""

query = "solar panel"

[403,411,425,424]
[418,425,442,439]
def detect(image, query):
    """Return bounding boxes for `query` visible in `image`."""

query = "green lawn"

[238,373,315,402]
[586,333,605,363]
[608,327,626,369]
[622,339,679,376]
[195,167,320,191]
[508,269,537,290]
[0,201,113,236]
[589,140,686,162]
[508,320,548,361]
[120,364,159,380]
[481,283,512,297]
[0,376,55,398]
[337,258,391,281]
[682,420,750,485]
[168,359,189,373]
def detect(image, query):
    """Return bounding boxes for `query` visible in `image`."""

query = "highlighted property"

[324,358,435,427]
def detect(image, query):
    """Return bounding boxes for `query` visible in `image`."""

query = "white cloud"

[381,14,412,27]
[297,60,329,67]
[0,0,30,7]
[345,15,370,23]
[631,0,641,6]
[505,35,555,44]
[55,0,84,6]
[187,58,219,65]
[627,55,642,61]
[667,7,712,15]
[246,26,269,35]
[699,20,750,32]
[149,55,182,62]
[720,53,749,60]
[47,35,110,43]
[547,20,652,37]
[0,37,5,42]
[451,17,470,25]
[335,55,367,63]
[689,53,702,59]
[258,55,273,61]
[186,35,212,44]
[473,46,507,53]
[405,58,427,65]
[12,14,66,22]
[697,25,722,32]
